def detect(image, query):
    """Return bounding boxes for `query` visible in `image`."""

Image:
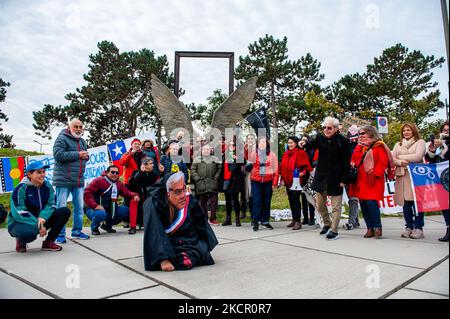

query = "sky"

[0,0,449,154]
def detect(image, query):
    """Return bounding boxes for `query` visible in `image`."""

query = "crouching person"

[84,165,140,235]
[8,161,70,252]
[143,172,218,271]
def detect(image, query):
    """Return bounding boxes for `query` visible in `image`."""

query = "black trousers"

[9,207,71,244]
[225,192,241,218]
[301,192,315,221]
[286,188,302,221]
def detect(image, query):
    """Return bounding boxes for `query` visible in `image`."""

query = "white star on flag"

[112,144,123,157]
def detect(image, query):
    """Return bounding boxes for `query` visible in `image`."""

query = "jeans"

[8,207,71,244]
[56,186,85,236]
[348,196,360,226]
[251,181,273,224]
[85,205,129,230]
[301,192,315,221]
[286,187,302,222]
[403,200,424,230]
[360,200,382,229]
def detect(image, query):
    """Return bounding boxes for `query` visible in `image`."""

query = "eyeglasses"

[359,132,367,136]
[109,171,119,175]
[322,126,333,130]
[169,185,186,196]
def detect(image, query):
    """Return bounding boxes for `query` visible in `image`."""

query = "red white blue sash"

[165,194,190,235]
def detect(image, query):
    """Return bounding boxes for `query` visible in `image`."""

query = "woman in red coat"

[348,125,393,238]
[280,136,313,230]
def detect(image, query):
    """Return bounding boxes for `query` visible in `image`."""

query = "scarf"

[103,176,118,218]
[361,141,395,178]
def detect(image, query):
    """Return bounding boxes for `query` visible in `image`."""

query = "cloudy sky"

[0,0,448,154]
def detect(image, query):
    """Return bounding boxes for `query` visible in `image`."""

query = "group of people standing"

[5,116,449,269]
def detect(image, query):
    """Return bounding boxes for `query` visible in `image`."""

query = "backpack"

[0,204,8,224]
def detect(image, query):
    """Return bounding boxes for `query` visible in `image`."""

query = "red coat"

[119,150,146,185]
[280,148,312,187]
[249,151,279,186]
[348,143,388,200]
[84,172,139,209]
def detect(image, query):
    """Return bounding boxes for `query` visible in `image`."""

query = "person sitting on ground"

[84,165,140,235]
[128,157,161,234]
[143,172,218,271]
[8,161,71,252]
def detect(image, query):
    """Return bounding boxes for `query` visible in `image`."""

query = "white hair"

[322,117,340,128]
[166,171,185,192]
[69,118,82,126]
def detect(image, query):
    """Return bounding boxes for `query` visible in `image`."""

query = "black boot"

[235,212,241,227]
[222,215,232,226]
[439,227,449,242]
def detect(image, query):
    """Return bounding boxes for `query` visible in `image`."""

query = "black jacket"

[143,179,218,270]
[309,133,351,196]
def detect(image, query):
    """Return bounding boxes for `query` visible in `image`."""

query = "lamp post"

[33,140,49,153]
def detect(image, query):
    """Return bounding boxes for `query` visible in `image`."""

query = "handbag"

[348,144,374,184]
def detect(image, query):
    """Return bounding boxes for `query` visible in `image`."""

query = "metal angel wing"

[211,76,258,135]
[151,74,193,141]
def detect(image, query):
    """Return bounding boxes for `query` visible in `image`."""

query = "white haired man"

[53,118,90,243]
[299,117,352,240]
[142,172,218,271]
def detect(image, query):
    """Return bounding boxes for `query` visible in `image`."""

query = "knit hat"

[130,138,141,146]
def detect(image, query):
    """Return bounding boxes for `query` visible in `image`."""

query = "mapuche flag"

[408,161,449,213]
[0,157,26,193]
[245,107,271,138]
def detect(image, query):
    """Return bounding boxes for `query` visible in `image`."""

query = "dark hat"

[162,139,178,154]
[25,161,50,173]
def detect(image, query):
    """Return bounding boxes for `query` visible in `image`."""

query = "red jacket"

[348,143,388,200]
[249,151,279,186]
[84,172,139,209]
[280,148,312,187]
[119,150,146,185]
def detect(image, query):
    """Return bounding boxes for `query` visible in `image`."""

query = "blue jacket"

[8,177,56,231]
[53,128,88,187]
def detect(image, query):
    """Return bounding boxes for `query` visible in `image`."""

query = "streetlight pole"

[33,140,49,153]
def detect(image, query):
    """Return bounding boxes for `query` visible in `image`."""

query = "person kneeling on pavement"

[84,165,140,235]
[143,172,218,271]
[8,161,70,252]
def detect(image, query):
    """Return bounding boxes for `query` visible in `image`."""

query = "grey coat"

[190,156,222,195]
[53,129,88,188]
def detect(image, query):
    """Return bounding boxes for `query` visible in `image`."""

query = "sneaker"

[325,231,340,240]
[55,235,67,244]
[209,219,220,226]
[128,227,136,235]
[72,232,90,240]
[343,223,354,231]
[100,223,116,233]
[253,224,259,231]
[262,223,273,230]
[320,225,331,235]
[410,229,424,239]
[16,239,27,253]
[92,227,100,236]
[41,241,63,251]
[401,228,413,238]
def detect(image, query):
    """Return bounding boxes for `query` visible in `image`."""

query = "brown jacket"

[391,138,426,206]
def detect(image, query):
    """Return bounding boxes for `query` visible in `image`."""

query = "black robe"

[143,181,219,271]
